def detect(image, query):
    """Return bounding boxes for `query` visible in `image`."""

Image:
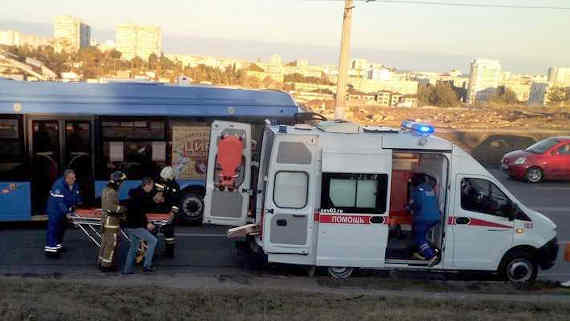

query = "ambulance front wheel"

[180,193,204,225]
[500,251,538,284]
[327,267,354,280]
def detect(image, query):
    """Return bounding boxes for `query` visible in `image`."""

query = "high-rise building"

[53,15,90,52]
[528,82,551,107]
[1,30,51,47]
[116,24,162,61]
[547,67,570,87]
[270,54,282,66]
[0,30,21,46]
[467,59,502,104]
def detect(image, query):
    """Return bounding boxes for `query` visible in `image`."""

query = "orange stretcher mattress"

[74,208,172,222]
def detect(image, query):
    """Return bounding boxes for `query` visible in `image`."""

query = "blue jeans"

[123,227,158,273]
[414,219,439,259]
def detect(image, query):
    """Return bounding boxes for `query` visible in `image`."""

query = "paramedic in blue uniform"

[409,174,441,266]
[44,169,82,256]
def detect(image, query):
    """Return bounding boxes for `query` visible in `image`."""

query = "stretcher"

[70,209,174,248]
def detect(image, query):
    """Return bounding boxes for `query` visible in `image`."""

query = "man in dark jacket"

[44,169,82,257]
[122,177,160,274]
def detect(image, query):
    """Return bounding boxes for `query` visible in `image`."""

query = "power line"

[311,0,570,10]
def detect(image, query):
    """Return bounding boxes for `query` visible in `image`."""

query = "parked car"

[501,137,570,183]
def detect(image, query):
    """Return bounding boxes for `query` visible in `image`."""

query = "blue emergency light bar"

[401,120,435,136]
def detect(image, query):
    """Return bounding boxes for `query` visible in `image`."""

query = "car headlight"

[513,157,526,165]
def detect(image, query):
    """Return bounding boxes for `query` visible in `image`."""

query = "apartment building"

[349,78,419,95]
[54,15,90,52]
[467,59,502,104]
[547,67,570,87]
[116,24,162,60]
[528,82,551,106]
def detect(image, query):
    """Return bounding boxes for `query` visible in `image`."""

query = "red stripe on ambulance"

[468,218,512,229]
[319,214,371,224]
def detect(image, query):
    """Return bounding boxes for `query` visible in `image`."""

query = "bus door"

[29,118,93,214]
[0,115,31,221]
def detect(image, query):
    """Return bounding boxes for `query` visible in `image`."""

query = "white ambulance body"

[204,120,558,282]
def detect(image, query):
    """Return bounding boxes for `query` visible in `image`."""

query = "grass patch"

[1,277,570,321]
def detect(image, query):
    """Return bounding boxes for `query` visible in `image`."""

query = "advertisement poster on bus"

[172,122,210,179]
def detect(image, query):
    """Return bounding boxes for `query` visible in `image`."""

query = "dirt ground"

[305,102,570,130]
[2,275,570,321]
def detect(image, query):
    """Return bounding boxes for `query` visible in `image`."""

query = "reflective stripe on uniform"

[50,192,64,198]
[165,238,175,241]
[44,246,58,252]
[98,256,112,263]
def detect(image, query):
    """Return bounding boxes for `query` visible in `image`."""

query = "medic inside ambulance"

[386,152,448,265]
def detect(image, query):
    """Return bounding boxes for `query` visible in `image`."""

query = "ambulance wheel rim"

[328,267,353,279]
[507,259,533,282]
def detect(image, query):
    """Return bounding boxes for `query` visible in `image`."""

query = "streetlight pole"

[335,0,354,120]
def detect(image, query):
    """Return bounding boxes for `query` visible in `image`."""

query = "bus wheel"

[327,267,353,280]
[180,193,204,225]
[500,251,537,285]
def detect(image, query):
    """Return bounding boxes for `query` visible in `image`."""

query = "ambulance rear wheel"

[180,193,204,225]
[327,267,353,280]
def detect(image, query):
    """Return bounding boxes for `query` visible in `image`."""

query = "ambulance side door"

[316,150,392,268]
[452,175,514,269]
[263,135,318,255]
[203,121,251,226]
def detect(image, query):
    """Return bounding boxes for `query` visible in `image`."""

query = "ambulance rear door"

[203,121,251,226]
[263,134,319,255]
[316,149,392,268]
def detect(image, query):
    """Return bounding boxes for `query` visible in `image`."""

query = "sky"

[1,0,569,73]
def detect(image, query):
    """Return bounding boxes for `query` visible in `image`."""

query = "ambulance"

[203,119,559,283]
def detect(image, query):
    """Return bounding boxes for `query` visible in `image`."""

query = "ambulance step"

[227,224,259,239]
[385,259,430,266]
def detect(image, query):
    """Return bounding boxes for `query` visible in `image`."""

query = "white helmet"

[160,166,176,180]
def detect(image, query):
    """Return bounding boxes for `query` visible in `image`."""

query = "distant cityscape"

[0,14,569,110]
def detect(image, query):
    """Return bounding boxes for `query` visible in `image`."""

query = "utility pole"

[334,0,354,120]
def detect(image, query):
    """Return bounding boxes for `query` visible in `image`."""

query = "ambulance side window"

[273,171,308,209]
[460,178,511,218]
[321,173,389,214]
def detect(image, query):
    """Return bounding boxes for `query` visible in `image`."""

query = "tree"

[130,57,145,70]
[247,63,265,72]
[548,87,569,106]
[490,87,519,106]
[148,54,158,70]
[418,83,460,107]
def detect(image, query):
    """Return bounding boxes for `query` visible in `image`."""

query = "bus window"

[0,116,26,180]
[100,119,168,180]
[66,121,94,204]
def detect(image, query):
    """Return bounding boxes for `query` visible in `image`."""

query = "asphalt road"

[1,169,568,282]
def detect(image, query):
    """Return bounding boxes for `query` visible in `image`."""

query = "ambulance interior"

[386,152,449,262]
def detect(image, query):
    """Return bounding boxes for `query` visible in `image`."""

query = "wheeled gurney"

[70,209,174,248]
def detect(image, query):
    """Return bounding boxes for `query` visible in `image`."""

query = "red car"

[501,136,570,183]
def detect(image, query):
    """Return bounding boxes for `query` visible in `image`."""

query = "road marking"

[176,233,226,238]
[535,187,570,191]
